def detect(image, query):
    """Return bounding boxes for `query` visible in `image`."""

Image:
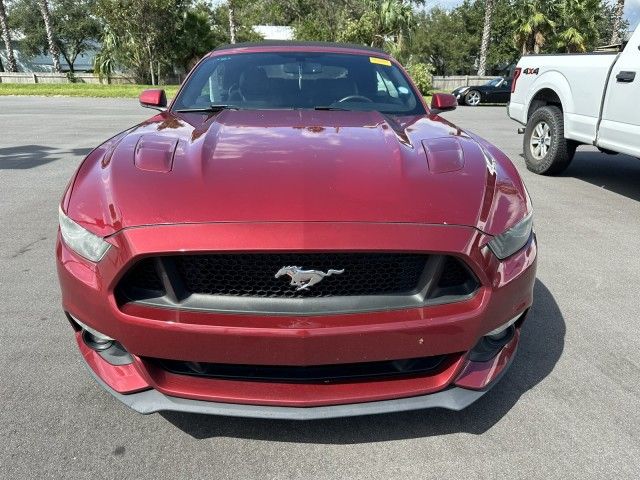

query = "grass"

[0,83,180,99]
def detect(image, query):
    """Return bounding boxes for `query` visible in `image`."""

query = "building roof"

[253,25,294,41]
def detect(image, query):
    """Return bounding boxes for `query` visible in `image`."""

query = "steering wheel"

[227,83,240,100]
[337,95,373,103]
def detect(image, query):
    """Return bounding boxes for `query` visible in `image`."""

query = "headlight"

[488,213,533,260]
[58,207,111,262]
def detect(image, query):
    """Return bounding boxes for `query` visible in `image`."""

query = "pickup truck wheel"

[524,105,576,175]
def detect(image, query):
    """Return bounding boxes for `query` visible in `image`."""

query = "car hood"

[452,86,469,95]
[66,109,529,237]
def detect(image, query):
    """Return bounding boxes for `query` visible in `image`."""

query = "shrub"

[407,62,434,94]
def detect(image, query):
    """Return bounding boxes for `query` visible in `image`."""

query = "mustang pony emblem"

[275,266,345,291]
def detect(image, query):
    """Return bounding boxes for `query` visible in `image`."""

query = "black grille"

[120,258,164,292]
[152,354,449,384]
[437,256,471,289]
[175,253,427,298]
[117,253,479,314]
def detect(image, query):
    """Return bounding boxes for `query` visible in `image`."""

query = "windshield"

[172,51,425,115]
[486,78,503,87]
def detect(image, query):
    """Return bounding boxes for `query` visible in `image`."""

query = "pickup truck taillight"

[511,67,522,93]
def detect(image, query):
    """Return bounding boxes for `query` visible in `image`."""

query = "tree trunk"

[534,31,544,54]
[477,0,494,76]
[228,1,237,44]
[610,0,626,45]
[60,50,74,73]
[149,59,155,86]
[0,0,18,72]
[147,42,155,85]
[37,0,61,72]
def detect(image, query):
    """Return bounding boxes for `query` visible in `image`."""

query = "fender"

[524,71,584,140]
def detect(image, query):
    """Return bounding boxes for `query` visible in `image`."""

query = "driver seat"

[235,66,270,103]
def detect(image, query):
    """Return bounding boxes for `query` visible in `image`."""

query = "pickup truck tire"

[523,106,576,175]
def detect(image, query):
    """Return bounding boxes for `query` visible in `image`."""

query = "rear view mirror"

[283,62,323,75]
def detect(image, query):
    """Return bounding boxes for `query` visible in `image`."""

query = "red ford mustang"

[56,42,536,419]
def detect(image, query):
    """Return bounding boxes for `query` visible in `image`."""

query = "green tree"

[337,0,418,62]
[0,0,18,72]
[512,0,556,54]
[406,62,433,93]
[37,0,61,71]
[473,0,520,72]
[293,1,362,42]
[227,0,237,43]
[174,2,225,71]
[92,24,119,81]
[477,0,495,75]
[555,0,600,52]
[10,0,101,72]
[411,8,474,75]
[95,0,187,84]
[610,0,625,44]
[339,0,415,49]
[209,2,262,44]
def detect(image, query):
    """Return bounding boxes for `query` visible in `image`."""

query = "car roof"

[211,41,388,56]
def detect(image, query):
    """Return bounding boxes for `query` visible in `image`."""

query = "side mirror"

[430,93,457,114]
[139,89,167,111]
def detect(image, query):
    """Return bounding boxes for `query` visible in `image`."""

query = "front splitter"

[85,366,491,420]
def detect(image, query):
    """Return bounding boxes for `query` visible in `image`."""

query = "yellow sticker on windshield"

[369,57,391,66]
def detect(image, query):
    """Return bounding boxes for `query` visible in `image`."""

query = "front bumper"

[58,221,536,416]
[79,327,520,419]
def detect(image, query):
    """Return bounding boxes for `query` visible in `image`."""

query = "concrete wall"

[432,75,497,91]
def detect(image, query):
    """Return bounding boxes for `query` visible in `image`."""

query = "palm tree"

[477,0,495,76]
[37,0,61,72]
[93,26,120,83]
[0,0,18,72]
[611,0,625,44]
[512,0,556,54]
[556,0,599,53]
[376,0,414,58]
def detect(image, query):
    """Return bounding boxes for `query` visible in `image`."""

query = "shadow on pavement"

[0,145,92,169]
[561,151,640,202]
[162,279,564,443]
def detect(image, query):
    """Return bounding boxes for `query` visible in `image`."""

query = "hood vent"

[422,137,465,174]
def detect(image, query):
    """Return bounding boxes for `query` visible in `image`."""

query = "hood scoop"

[134,135,179,173]
[422,137,465,174]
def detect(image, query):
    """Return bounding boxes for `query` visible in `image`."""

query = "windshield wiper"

[175,105,239,113]
[313,105,350,111]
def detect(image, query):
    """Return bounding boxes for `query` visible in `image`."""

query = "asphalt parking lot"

[1,97,639,479]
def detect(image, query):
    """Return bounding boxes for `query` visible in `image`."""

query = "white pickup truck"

[508,28,639,175]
